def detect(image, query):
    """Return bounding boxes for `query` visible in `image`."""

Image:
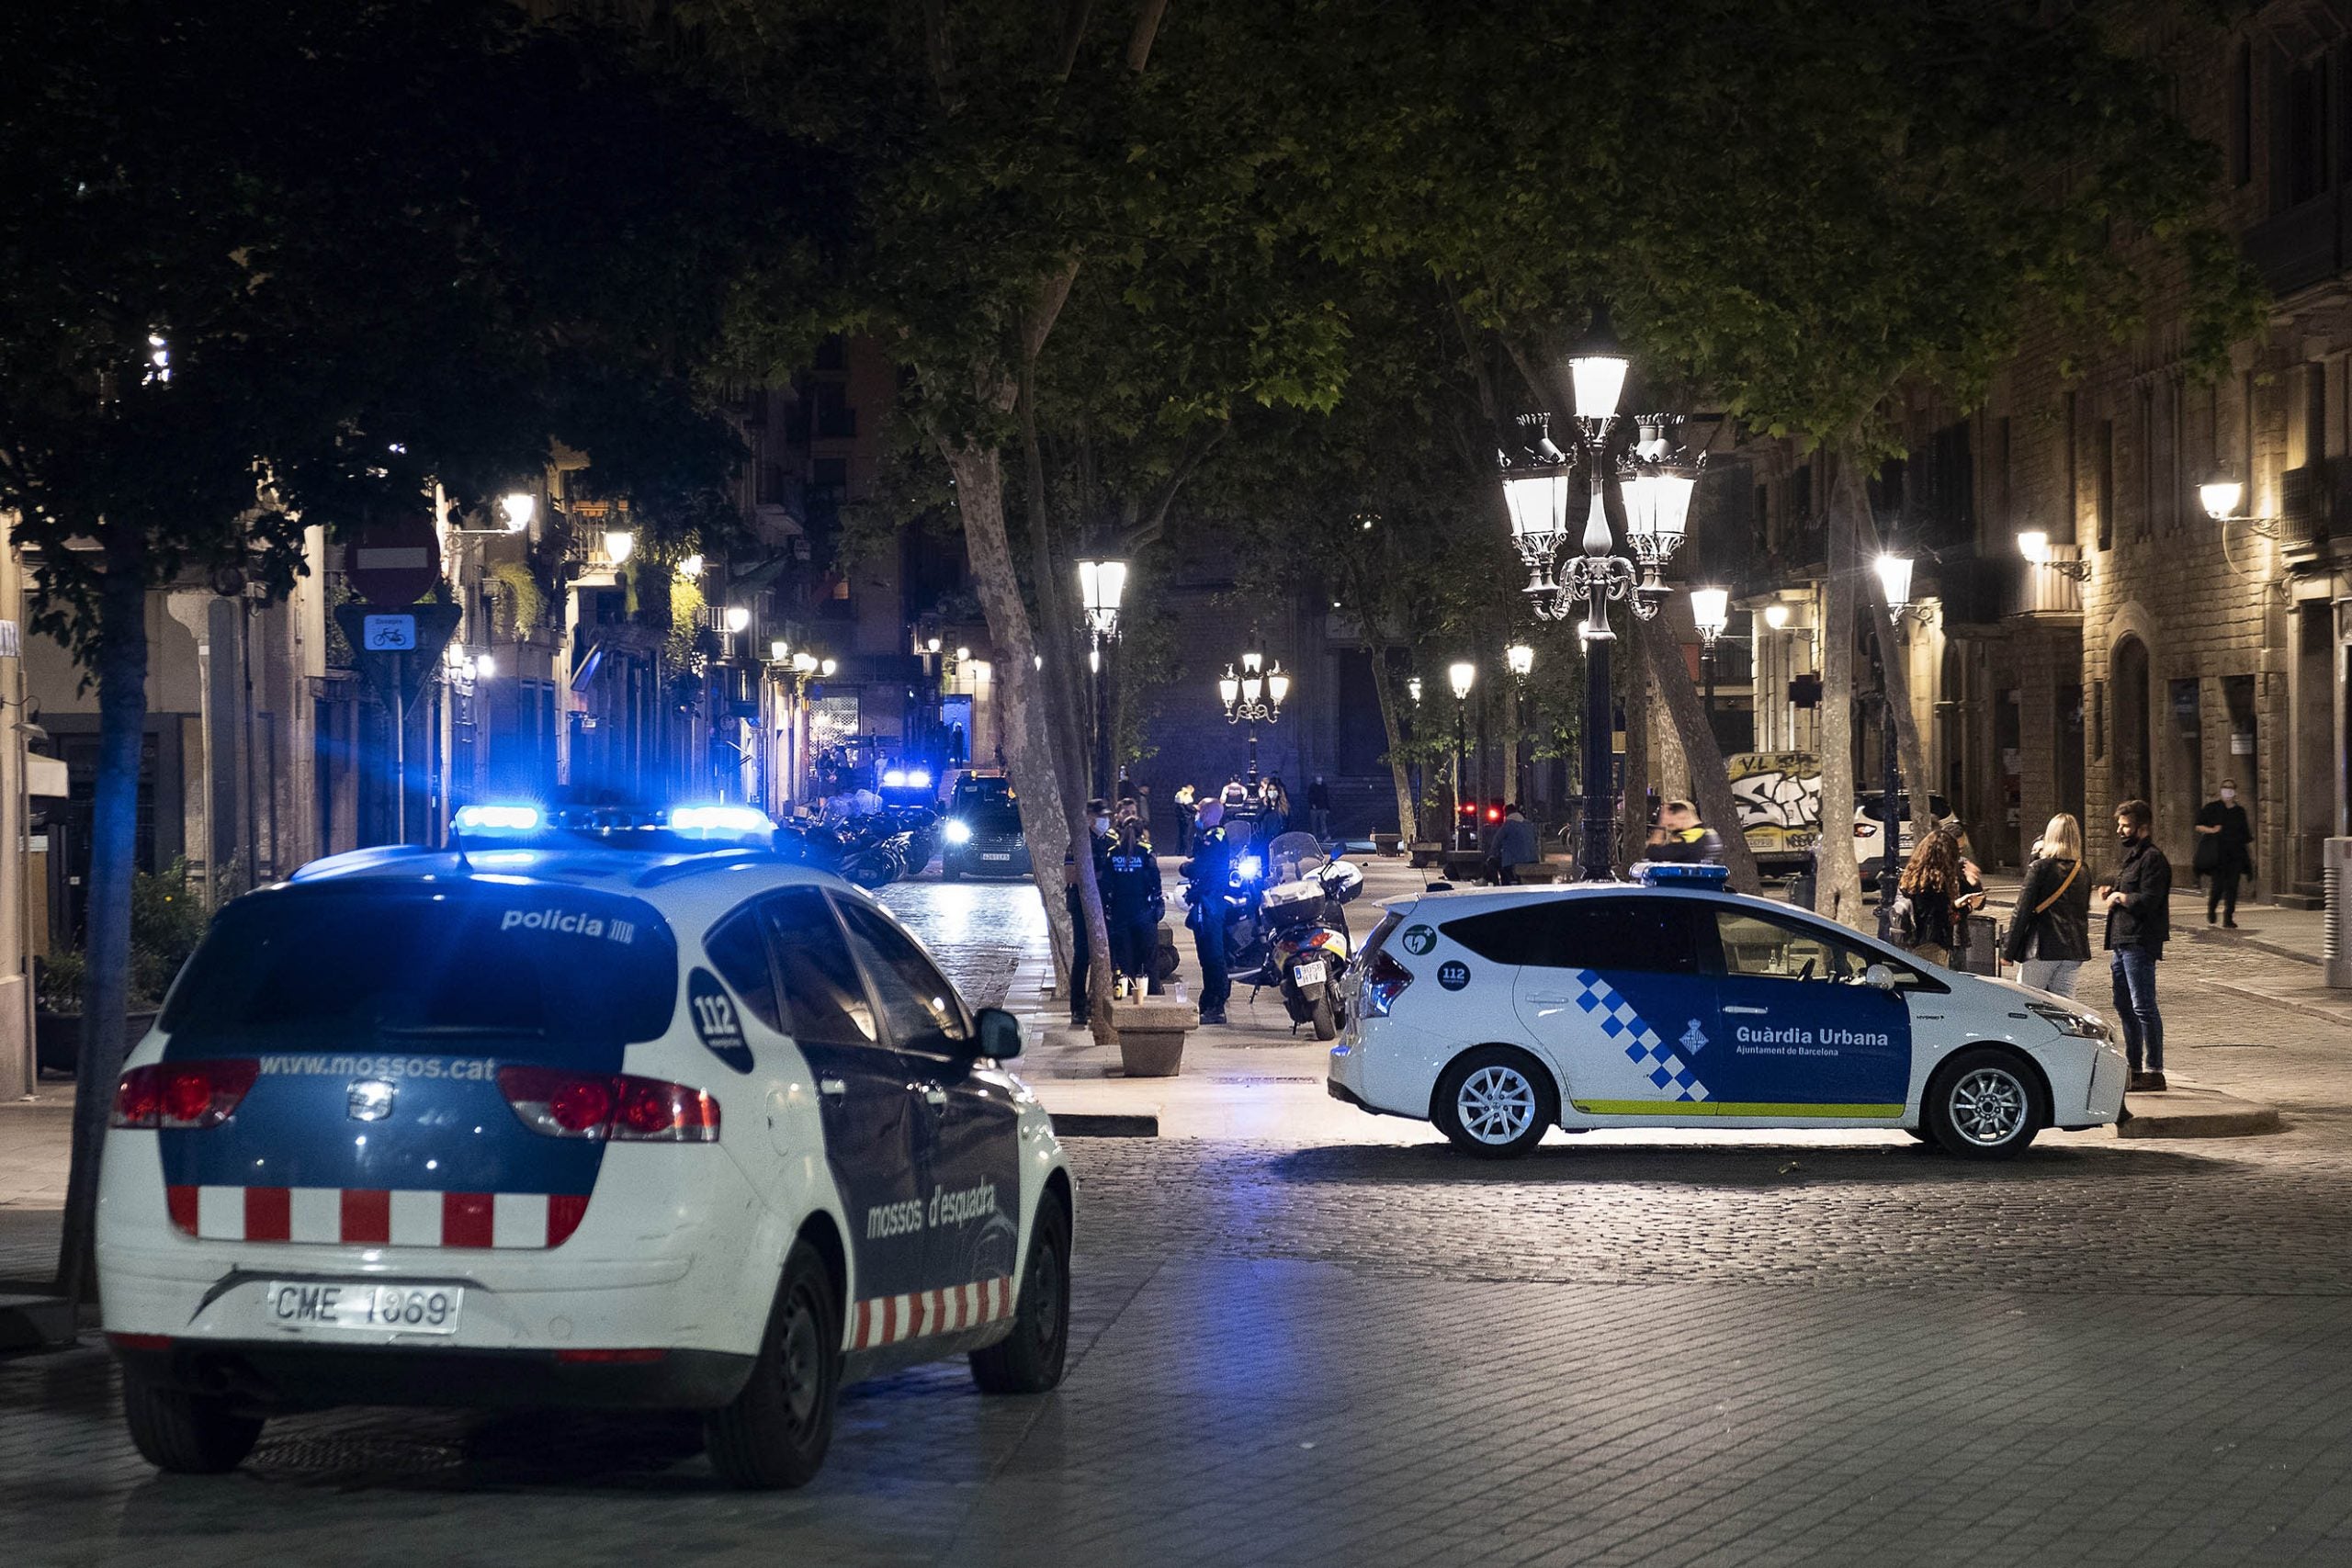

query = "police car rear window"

[1442,897,1700,973]
[160,886,680,1051]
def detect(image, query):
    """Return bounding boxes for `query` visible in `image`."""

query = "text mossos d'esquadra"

[1732,1024,1890,1057]
[865,1180,1001,1240]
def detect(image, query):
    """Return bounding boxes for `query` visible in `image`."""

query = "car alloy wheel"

[1948,1065,2030,1147]
[1457,1064,1538,1145]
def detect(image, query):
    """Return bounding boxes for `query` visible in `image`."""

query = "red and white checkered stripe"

[850,1276,1015,1351]
[164,1185,588,1248]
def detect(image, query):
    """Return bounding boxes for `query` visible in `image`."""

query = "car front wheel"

[1925,1047,2043,1159]
[1433,1046,1556,1158]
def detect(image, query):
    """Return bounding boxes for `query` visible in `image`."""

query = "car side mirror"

[976,1006,1023,1060]
[1862,963,1898,992]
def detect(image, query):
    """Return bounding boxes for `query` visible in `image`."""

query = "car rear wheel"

[1433,1046,1556,1159]
[1925,1047,2043,1159]
[706,1238,841,1489]
[970,1196,1070,1395]
[122,1371,264,1474]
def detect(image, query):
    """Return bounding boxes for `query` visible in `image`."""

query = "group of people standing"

[1063,796,1166,1028]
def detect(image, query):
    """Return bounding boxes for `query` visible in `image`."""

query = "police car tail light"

[1360,951,1414,1019]
[111,1060,258,1131]
[498,1066,720,1143]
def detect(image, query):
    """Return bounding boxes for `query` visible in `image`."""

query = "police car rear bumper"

[109,1338,755,1414]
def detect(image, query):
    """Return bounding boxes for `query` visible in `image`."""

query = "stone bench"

[1372,831,1404,857]
[1108,996,1199,1077]
[1510,863,1564,884]
[1408,840,1445,868]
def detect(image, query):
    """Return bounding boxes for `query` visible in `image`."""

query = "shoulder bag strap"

[2033,860,2080,917]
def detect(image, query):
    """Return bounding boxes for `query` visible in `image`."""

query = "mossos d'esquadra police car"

[1329,863,2125,1159]
[96,804,1073,1488]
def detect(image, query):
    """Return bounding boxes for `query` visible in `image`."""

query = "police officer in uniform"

[1104,814,1165,996]
[1182,799,1234,1024]
[1065,798,1114,1026]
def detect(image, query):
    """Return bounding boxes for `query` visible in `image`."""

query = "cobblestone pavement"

[5,876,2352,1564]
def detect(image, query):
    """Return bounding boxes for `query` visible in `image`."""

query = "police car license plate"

[1294,961,1327,986]
[264,1281,463,1337]
[982,852,1012,861]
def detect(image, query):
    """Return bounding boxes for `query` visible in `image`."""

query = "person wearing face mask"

[1063,798,1114,1027]
[2193,778,2255,928]
[2094,798,2172,1092]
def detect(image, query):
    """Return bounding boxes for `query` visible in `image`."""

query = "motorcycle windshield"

[1266,830,1326,883]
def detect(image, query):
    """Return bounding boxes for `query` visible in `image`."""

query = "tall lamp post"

[1497,315,1702,879]
[1871,551,1926,935]
[1406,674,1425,839]
[1078,557,1126,798]
[1448,660,1476,850]
[1218,645,1287,784]
[1505,642,1534,806]
[1690,587,1729,728]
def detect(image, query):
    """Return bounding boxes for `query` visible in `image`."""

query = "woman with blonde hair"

[2003,812,2093,996]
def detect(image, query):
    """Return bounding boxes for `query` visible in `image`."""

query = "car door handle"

[1723,1005,1770,1015]
[1526,992,1573,1003]
[818,1077,847,1098]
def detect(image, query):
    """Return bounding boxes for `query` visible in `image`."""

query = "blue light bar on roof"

[1632,861,1731,887]
[668,803,775,843]
[455,803,543,833]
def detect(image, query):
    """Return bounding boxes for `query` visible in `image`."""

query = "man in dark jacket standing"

[2095,798,2172,1092]
[2193,779,2255,928]
[1103,815,1165,996]
[1064,798,1114,1027]
[1181,800,1235,1025]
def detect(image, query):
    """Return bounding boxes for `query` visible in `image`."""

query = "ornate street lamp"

[1448,660,1476,851]
[2017,528,2091,583]
[1218,644,1287,784]
[1506,643,1534,680]
[1690,586,1729,722]
[1078,557,1127,795]
[1495,311,1702,878]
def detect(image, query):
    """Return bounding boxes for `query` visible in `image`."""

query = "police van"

[1328,863,2125,1159]
[97,804,1074,1488]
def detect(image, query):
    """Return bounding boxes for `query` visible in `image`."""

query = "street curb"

[0,1292,75,1351]
[2188,929,2321,967]
[2202,980,2352,1032]
[1048,1112,1160,1138]
[2115,1089,2281,1140]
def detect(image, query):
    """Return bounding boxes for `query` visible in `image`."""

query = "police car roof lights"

[455,803,544,834]
[1631,860,1732,887]
[666,803,775,843]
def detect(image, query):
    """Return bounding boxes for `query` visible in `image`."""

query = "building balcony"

[2245,193,2350,299]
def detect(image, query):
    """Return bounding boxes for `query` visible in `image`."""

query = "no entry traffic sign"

[345,513,442,606]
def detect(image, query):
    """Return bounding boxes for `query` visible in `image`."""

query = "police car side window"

[758,890,882,1047]
[1713,911,1868,984]
[705,909,786,1032]
[833,899,973,1050]
[1442,899,1697,973]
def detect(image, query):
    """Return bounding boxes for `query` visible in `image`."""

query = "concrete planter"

[1372,832,1404,857]
[36,1010,160,1075]
[1110,997,1198,1077]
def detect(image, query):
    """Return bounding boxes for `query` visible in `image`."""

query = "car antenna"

[449,826,476,876]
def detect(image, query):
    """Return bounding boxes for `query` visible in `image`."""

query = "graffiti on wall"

[1725,752,1822,862]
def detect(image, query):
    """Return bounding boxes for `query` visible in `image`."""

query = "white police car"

[1329,863,2124,1159]
[96,804,1073,1488]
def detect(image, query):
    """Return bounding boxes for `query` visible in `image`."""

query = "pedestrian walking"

[1308,775,1332,841]
[2095,797,2172,1092]
[1063,797,1114,1027]
[1181,800,1235,1025]
[1891,829,1968,966]
[1103,816,1165,997]
[1173,782,1196,855]
[1487,802,1538,885]
[2193,778,2254,928]
[1645,799,1724,864]
[2004,813,2092,997]
[1266,773,1292,833]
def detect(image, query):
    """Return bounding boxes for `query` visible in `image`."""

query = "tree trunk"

[1815,453,1869,926]
[936,441,1078,991]
[1368,648,1416,840]
[1850,501,1934,830]
[1016,372,1117,1041]
[1635,613,1763,894]
[57,539,150,1301]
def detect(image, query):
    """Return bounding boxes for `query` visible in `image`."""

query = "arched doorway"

[2111,635,2153,806]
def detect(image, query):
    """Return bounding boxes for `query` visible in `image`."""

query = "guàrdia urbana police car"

[97,803,1074,1488]
[1328,863,2124,1158]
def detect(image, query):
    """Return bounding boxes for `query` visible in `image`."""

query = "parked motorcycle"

[1245,831,1364,1041]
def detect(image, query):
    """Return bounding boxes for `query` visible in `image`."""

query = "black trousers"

[2209,866,2242,921]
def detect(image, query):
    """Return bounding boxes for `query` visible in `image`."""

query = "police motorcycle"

[1244,831,1364,1041]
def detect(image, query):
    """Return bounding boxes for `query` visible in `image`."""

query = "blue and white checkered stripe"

[1573,970,1712,1102]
